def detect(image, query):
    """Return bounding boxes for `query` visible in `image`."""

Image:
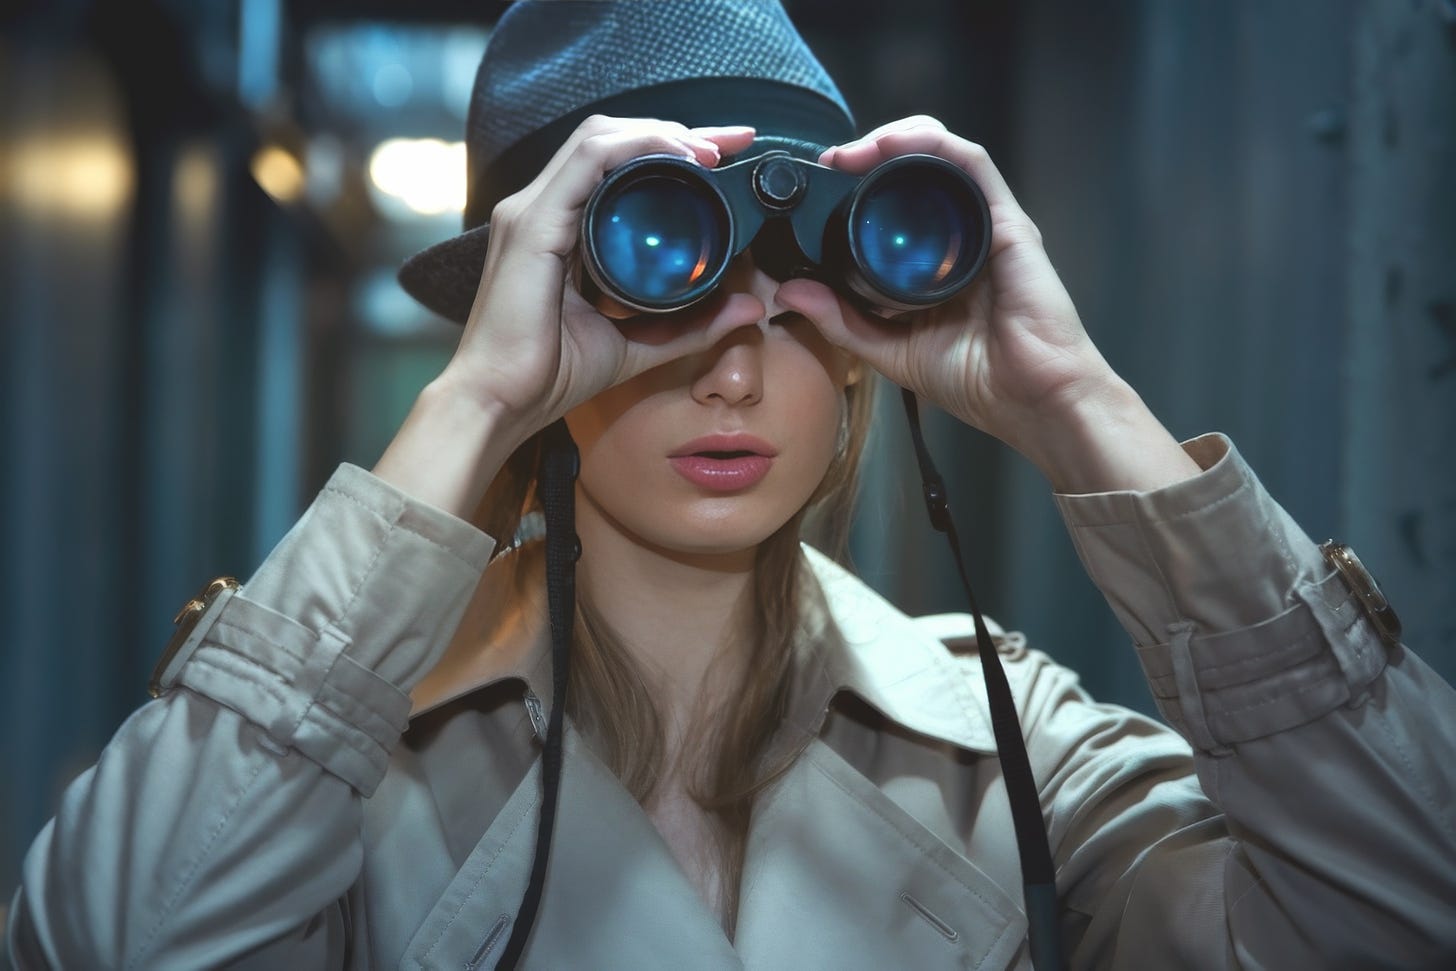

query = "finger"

[857,114,947,143]
[688,124,758,151]
[514,127,719,258]
[821,126,933,172]
[819,115,945,165]
[505,119,753,260]
[526,116,688,193]
[619,292,766,364]
[507,121,750,254]
[772,278,906,380]
[833,127,1023,216]
[877,129,1022,215]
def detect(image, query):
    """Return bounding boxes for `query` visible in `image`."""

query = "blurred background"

[2,0,1453,918]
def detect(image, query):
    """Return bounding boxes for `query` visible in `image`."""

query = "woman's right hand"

[439,115,759,444]
[373,116,759,520]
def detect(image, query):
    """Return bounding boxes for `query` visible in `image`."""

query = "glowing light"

[933,231,963,283]
[644,235,661,247]
[893,234,906,246]
[687,240,710,284]
[9,135,133,219]
[250,145,304,204]
[368,138,466,215]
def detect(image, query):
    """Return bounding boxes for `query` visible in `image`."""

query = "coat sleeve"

[6,464,495,970]
[1029,434,1456,970]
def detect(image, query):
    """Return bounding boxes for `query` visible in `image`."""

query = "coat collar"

[410,542,999,756]
[400,544,1028,969]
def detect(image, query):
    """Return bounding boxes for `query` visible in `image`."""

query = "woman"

[9,2,1456,969]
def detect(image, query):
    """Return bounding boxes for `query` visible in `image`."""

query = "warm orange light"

[8,135,133,219]
[934,231,963,283]
[688,239,712,285]
[251,145,305,204]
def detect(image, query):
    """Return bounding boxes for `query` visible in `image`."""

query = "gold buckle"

[148,576,241,698]
[1319,541,1402,649]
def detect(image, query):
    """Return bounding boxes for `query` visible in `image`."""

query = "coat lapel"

[400,725,741,970]
[734,737,1028,970]
[402,542,1033,969]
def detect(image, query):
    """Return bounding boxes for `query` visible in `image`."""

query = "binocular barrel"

[579,151,992,318]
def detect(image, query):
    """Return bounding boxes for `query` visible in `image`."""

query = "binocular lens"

[582,151,990,316]
[587,174,729,307]
[850,166,982,299]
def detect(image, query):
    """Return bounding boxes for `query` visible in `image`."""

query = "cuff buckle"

[148,576,241,698]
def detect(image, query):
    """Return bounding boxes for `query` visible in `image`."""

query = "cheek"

[565,391,662,503]
[564,372,656,452]
[767,349,847,489]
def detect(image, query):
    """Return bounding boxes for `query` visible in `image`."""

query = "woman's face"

[565,256,856,562]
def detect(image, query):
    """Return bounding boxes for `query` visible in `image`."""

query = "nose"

[690,326,764,407]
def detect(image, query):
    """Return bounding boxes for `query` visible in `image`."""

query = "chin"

[611,494,800,560]
[642,513,788,560]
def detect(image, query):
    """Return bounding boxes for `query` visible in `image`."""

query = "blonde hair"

[473,373,876,928]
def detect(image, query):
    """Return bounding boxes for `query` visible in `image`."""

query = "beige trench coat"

[9,435,1456,969]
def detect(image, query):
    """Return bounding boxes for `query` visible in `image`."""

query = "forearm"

[1014,375,1202,496]
[371,377,525,521]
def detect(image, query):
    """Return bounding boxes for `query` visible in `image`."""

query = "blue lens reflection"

[591,176,726,304]
[852,174,973,297]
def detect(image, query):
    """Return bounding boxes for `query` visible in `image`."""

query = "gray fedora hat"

[397,0,857,324]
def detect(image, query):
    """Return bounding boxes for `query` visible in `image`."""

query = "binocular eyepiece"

[579,148,992,318]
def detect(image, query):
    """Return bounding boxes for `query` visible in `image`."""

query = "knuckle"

[579,113,615,135]
[579,131,616,159]
[645,132,689,155]
[1002,220,1043,248]
[490,196,522,226]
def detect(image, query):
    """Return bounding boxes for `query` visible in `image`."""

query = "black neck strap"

[498,419,578,969]
[901,387,1065,971]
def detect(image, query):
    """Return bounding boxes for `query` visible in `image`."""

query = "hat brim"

[398,223,494,325]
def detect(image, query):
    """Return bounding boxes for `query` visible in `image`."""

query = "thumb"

[774,278,899,366]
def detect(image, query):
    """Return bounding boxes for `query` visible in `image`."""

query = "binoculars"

[578,148,992,318]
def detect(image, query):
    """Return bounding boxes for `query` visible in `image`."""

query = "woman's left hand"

[774,116,1195,491]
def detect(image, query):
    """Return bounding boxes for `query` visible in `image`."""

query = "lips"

[668,434,778,491]
[668,434,779,460]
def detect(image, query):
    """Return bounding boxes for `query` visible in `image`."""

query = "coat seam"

[323,483,485,572]
[804,747,1016,922]
[125,724,271,971]
[417,777,539,966]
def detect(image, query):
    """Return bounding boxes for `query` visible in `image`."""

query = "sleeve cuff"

[1053,434,1391,751]
[1052,434,1315,646]
[168,463,497,793]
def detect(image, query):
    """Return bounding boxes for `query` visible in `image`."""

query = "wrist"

[371,379,530,521]
[1014,376,1202,495]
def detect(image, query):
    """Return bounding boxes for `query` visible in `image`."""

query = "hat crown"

[464,0,853,220]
